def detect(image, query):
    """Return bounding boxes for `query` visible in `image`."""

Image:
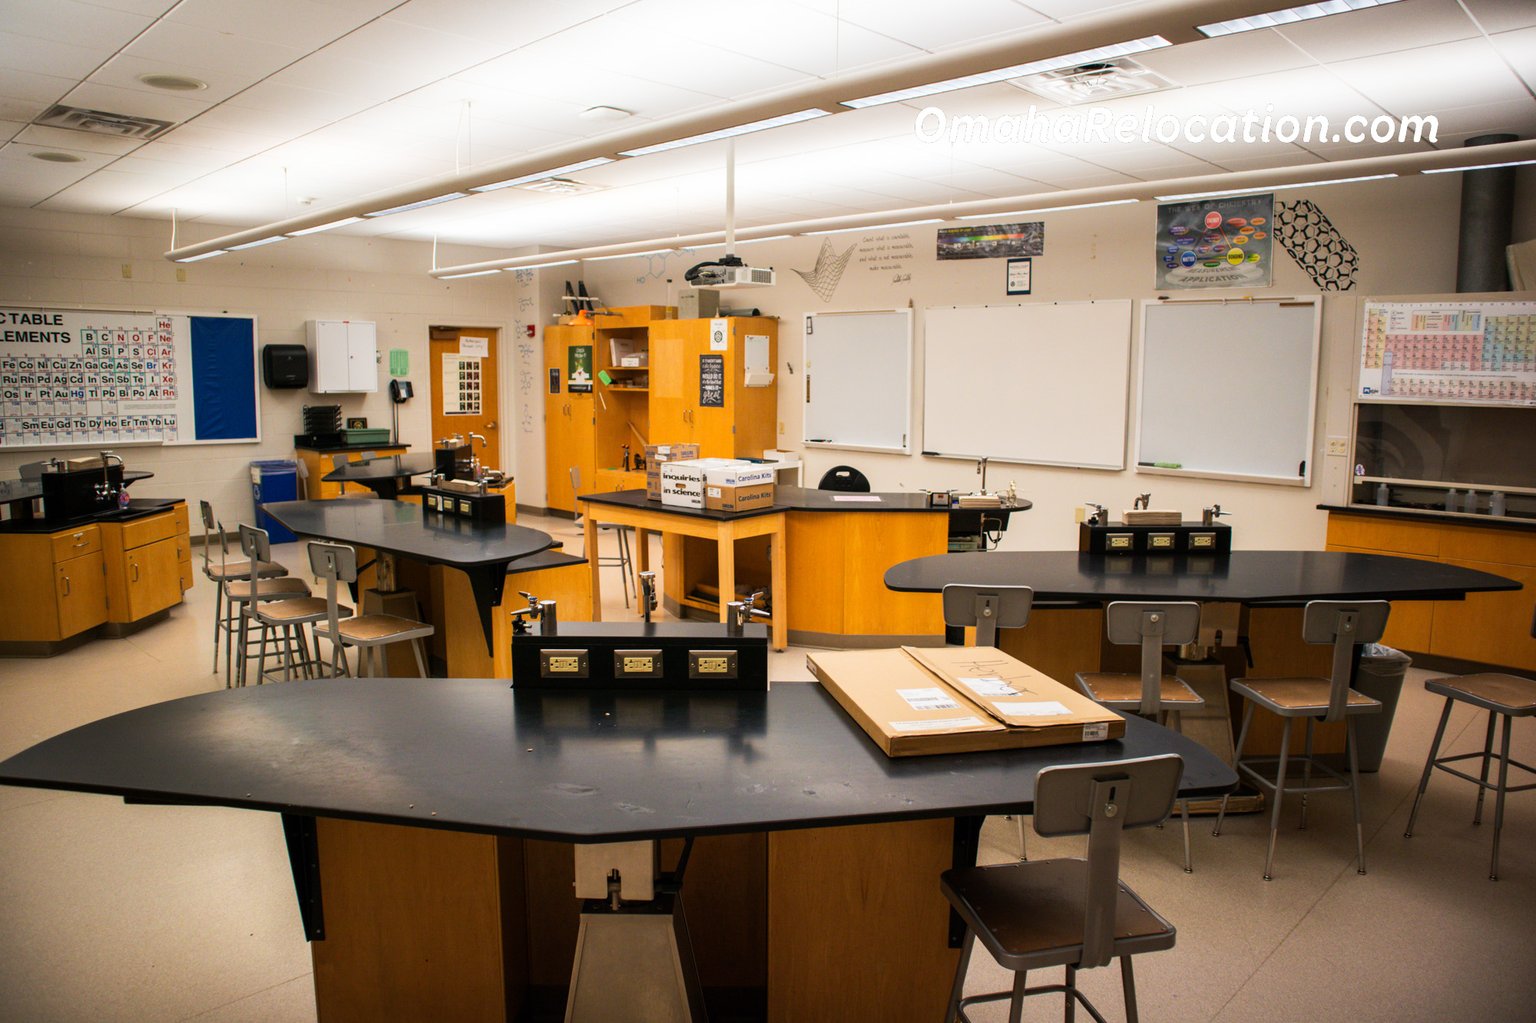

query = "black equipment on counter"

[511,620,769,691]
[40,455,125,520]
[420,483,505,524]
[1079,520,1232,556]
[434,436,472,480]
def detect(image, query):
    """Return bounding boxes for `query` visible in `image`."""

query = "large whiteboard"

[923,301,1133,470]
[803,309,912,452]
[1136,298,1320,484]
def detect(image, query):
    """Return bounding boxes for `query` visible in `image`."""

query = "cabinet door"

[310,321,351,392]
[56,551,107,639]
[648,329,693,446]
[346,322,378,392]
[122,537,183,622]
[567,393,597,501]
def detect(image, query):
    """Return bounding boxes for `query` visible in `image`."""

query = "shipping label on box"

[806,646,1123,757]
[702,463,775,488]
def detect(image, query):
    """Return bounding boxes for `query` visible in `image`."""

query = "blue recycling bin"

[250,459,298,543]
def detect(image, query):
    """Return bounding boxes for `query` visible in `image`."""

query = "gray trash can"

[1352,644,1412,772]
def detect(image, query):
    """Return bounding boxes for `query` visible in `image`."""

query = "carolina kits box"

[805,646,1124,757]
[702,461,776,512]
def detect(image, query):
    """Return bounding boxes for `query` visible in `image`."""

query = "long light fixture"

[226,235,286,250]
[471,158,615,193]
[840,37,1170,109]
[286,216,364,237]
[805,218,944,235]
[584,247,675,261]
[504,258,578,271]
[1422,159,1536,174]
[173,249,227,263]
[365,192,468,217]
[1156,173,1397,201]
[957,199,1138,220]
[438,268,503,279]
[1198,0,1405,38]
[618,110,831,157]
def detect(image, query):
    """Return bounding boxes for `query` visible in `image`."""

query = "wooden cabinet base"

[309,816,957,1023]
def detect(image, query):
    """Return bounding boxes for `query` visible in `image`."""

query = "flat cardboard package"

[806,645,1123,757]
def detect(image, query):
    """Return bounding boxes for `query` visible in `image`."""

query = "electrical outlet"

[1326,437,1349,457]
[778,420,784,435]
[688,650,738,679]
[121,263,132,279]
[1074,505,1085,524]
[539,649,589,678]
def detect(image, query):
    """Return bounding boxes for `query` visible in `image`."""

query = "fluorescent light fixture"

[364,192,468,217]
[1198,0,1405,38]
[840,37,1170,109]
[738,235,794,244]
[1156,173,1397,201]
[1422,159,1536,174]
[286,216,364,237]
[957,199,1138,220]
[174,249,228,262]
[584,247,675,262]
[471,158,616,193]
[805,219,943,235]
[226,235,286,251]
[502,259,578,271]
[619,109,830,157]
[438,269,503,279]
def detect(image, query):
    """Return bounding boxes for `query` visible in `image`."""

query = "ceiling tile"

[0,0,153,47]
[164,0,397,51]
[791,0,1050,51]
[1134,28,1317,87]
[0,32,115,79]
[62,80,213,123]
[1460,0,1536,34]
[1192,149,1327,173]
[123,20,309,79]
[1327,38,1532,114]
[1418,97,1536,140]
[1276,0,1479,63]
[13,123,143,155]
[383,0,634,49]
[89,53,263,106]
[1017,1,1142,24]
[80,0,180,14]
[0,68,80,107]
[1490,25,1536,91]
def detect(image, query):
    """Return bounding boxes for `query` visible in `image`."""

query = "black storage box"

[262,344,309,389]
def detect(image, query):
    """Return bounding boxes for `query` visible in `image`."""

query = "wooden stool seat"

[254,597,338,623]
[1232,677,1382,715]
[1425,673,1536,715]
[205,559,286,582]
[1076,672,1202,707]
[225,577,310,601]
[318,614,431,644]
[942,859,1175,970]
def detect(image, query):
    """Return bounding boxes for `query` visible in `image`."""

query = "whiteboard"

[803,309,911,452]
[1136,298,1320,484]
[923,301,1133,470]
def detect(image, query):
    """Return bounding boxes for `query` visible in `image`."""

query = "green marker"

[1154,461,1182,469]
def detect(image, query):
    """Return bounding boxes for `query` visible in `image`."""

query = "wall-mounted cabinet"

[307,319,378,393]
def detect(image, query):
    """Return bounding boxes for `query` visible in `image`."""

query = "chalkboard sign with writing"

[699,354,724,408]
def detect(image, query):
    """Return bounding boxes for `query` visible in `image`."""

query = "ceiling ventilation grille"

[34,104,174,140]
[515,177,604,195]
[1010,58,1172,105]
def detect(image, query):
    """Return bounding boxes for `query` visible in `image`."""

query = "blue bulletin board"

[0,305,260,449]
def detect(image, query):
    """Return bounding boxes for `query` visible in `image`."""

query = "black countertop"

[580,487,784,521]
[295,442,410,453]
[0,469,153,508]
[262,498,552,571]
[580,486,1032,516]
[321,453,436,485]
[0,678,1236,842]
[885,550,1522,604]
[0,495,183,535]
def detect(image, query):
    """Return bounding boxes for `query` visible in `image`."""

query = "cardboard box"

[660,457,766,509]
[643,443,700,500]
[702,462,774,489]
[704,481,775,512]
[805,646,1124,757]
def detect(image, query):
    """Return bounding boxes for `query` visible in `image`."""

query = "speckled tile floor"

[2,513,1532,1022]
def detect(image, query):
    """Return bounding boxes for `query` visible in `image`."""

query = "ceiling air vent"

[1010,58,1173,105]
[515,177,604,195]
[34,104,174,140]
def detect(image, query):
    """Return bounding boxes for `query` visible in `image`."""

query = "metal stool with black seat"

[217,521,312,689]
[235,524,343,686]
[308,541,434,678]
[940,753,1183,1023]
[1213,599,1389,881]
[1076,601,1203,873]
[942,583,1034,859]
[199,500,288,680]
[817,464,870,492]
[571,466,633,608]
[1405,607,1536,880]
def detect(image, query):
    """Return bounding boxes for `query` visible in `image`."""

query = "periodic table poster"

[1358,299,1536,405]
[0,306,259,448]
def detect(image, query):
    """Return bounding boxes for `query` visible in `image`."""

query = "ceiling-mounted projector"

[684,254,775,288]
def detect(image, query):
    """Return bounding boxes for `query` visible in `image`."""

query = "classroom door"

[429,327,501,471]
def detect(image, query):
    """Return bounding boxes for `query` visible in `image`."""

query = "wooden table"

[579,489,788,650]
[0,677,1236,1023]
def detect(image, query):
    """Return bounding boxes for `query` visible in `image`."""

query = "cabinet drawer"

[51,526,101,561]
[118,511,178,549]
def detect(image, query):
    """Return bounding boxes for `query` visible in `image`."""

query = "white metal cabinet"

[307,320,378,393]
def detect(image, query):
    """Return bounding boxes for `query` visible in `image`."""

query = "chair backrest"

[942,584,1033,648]
[1033,753,1184,969]
[308,541,357,675]
[236,523,270,600]
[817,465,870,492]
[199,500,216,569]
[1105,601,1202,717]
[1302,599,1390,723]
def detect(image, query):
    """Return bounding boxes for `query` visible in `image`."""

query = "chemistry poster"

[1155,193,1273,290]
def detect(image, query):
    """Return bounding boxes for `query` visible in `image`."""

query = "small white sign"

[831,494,882,502]
[994,700,1073,717]
[897,687,960,711]
[959,676,1020,698]
[709,318,729,351]
[459,335,489,357]
[890,716,986,732]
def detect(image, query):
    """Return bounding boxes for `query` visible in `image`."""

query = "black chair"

[941,754,1183,1023]
[817,465,870,492]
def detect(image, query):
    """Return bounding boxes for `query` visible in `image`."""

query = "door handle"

[131,563,139,583]
[484,421,497,430]
[61,574,70,597]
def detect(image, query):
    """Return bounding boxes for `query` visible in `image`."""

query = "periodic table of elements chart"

[1358,299,1536,406]
[0,306,259,449]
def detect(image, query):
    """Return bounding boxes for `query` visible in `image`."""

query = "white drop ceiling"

[1,0,1533,256]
